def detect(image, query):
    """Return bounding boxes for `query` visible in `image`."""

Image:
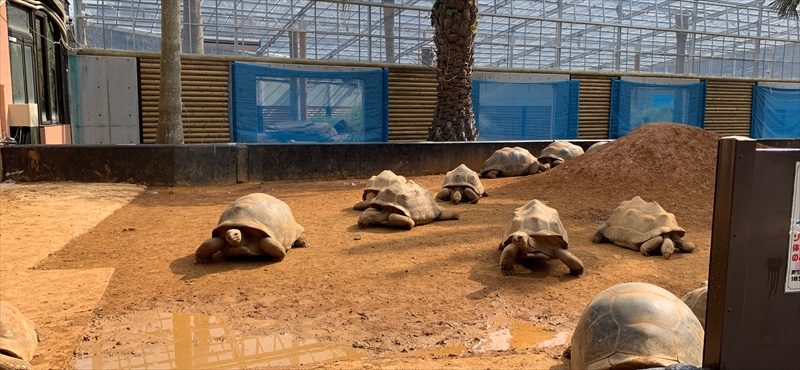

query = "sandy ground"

[0,123,717,369]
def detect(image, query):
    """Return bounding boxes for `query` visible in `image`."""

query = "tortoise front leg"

[483,170,500,178]
[463,188,480,203]
[358,208,390,228]
[435,188,452,202]
[500,244,521,276]
[293,236,310,249]
[660,237,676,259]
[435,209,460,221]
[196,237,226,263]
[591,231,607,243]
[0,353,33,370]
[552,248,585,276]
[640,236,664,257]
[259,237,287,262]
[353,192,376,211]
[675,238,696,253]
[388,213,415,229]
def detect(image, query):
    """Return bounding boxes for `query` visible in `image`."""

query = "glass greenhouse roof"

[72,0,800,78]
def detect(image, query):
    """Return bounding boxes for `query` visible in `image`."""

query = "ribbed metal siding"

[388,66,437,142]
[704,80,754,136]
[572,75,613,139]
[139,58,230,143]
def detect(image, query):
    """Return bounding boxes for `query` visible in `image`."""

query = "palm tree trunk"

[157,0,184,144]
[427,0,479,141]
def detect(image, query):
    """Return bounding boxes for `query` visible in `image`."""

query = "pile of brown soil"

[503,122,723,229]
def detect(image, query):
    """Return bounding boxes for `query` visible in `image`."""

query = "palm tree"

[427,0,479,141]
[769,0,799,18]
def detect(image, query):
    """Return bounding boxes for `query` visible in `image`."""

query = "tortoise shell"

[681,281,708,329]
[369,181,443,224]
[0,301,38,368]
[480,147,539,177]
[500,200,569,251]
[362,170,406,199]
[538,141,584,165]
[440,164,486,195]
[212,193,304,250]
[596,196,685,250]
[570,282,704,370]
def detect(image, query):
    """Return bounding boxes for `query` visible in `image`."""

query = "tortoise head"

[225,229,242,247]
[510,232,534,252]
[451,189,462,204]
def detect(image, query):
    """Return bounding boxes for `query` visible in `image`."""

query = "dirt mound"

[505,122,722,229]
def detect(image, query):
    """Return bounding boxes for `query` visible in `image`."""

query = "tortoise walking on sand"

[499,200,584,276]
[358,181,460,229]
[682,281,708,329]
[353,170,407,211]
[565,282,704,370]
[480,147,547,178]
[537,141,584,169]
[593,196,695,259]
[436,164,488,204]
[196,193,309,263]
[1,301,39,370]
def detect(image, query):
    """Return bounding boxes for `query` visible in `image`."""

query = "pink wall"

[40,125,72,144]
[0,3,12,138]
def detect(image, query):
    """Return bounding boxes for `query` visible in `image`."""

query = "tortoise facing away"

[537,141,584,169]
[499,200,584,276]
[681,281,708,329]
[436,164,488,204]
[592,196,695,259]
[565,282,704,370]
[480,147,547,178]
[358,181,460,229]
[196,193,309,263]
[353,170,407,211]
[1,301,38,370]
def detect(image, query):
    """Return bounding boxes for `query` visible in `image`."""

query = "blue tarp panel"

[751,86,800,139]
[471,80,580,140]
[609,80,707,139]
[230,62,388,142]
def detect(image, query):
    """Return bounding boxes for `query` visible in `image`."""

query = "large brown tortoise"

[565,282,704,370]
[592,196,695,259]
[196,193,309,263]
[353,170,407,211]
[499,200,584,276]
[436,164,488,204]
[537,141,584,169]
[681,281,708,329]
[0,301,38,370]
[480,147,547,178]
[358,181,460,229]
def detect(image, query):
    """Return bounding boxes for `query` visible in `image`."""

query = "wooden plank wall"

[571,74,614,139]
[387,66,437,141]
[703,79,754,136]
[139,58,230,143]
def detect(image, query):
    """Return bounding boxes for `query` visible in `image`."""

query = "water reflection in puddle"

[416,321,570,356]
[73,312,364,369]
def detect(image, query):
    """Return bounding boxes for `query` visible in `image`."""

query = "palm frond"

[768,0,800,19]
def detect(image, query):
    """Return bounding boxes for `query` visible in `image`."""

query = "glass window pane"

[7,5,31,34]
[46,21,59,122]
[24,45,36,106]
[36,17,47,122]
[9,43,26,104]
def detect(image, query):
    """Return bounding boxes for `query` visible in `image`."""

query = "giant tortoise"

[592,196,695,259]
[538,141,584,169]
[480,147,546,178]
[1,301,38,370]
[195,193,309,263]
[358,181,460,229]
[499,200,584,276]
[565,282,704,370]
[436,164,488,204]
[681,281,708,329]
[353,170,407,211]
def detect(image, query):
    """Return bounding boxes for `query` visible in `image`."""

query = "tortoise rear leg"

[640,236,664,257]
[435,188,452,202]
[500,244,521,276]
[0,354,33,370]
[353,193,376,211]
[388,213,415,229]
[463,188,480,204]
[196,237,226,263]
[591,232,607,243]
[552,248,585,276]
[259,237,287,262]
[675,238,696,253]
[660,237,676,259]
[483,170,500,178]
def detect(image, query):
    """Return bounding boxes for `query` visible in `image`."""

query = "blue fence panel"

[609,80,706,139]
[751,86,800,138]
[230,62,388,143]
[471,80,580,140]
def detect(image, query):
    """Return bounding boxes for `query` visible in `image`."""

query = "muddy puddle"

[413,320,570,356]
